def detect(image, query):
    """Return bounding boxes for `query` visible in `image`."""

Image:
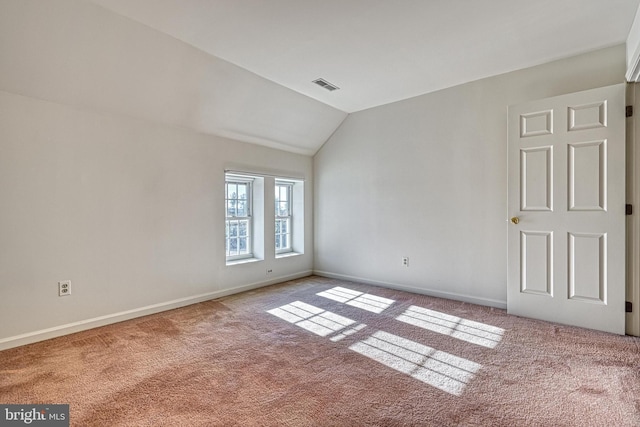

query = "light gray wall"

[0,90,313,347]
[314,45,627,307]
[0,89,314,346]
[0,0,318,348]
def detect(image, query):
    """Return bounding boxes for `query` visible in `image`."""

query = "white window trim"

[225,175,254,262]
[275,180,293,255]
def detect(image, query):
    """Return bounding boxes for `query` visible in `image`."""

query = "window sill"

[275,252,303,259]
[226,257,262,266]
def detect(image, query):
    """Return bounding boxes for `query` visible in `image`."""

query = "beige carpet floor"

[1,275,640,426]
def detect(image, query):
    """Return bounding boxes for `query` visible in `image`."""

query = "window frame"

[275,180,293,254]
[225,176,254,262]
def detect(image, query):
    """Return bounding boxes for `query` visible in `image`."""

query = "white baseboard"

[313,270,507,310]
[0,270,312,351]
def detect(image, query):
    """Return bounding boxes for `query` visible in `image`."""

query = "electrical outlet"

[266,269,273,275]
[402,257,409,267]
[58,280,71,296]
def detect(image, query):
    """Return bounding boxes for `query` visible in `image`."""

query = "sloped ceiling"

[2,0,639,155]
[90,0,640,114]
[0,0,346,156]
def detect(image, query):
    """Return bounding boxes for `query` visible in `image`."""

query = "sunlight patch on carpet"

[317,286,395,313]
[349,331,481,396]
[330,323,367,342]
[396,306,504,348]
[267,301,364,338]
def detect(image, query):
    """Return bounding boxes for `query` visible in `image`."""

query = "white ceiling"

[89,0,640,114]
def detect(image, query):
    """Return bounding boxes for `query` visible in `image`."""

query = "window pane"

[239,221,247,237]
[230,222,238,237]
[237,183,247,201]
[227,201,236,217]
[275,185,291,216]
[279,202,285,216]
[237,201,246,217]
[277,185,288,201]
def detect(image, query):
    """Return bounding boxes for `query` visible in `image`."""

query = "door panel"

[521,146,553,211]
[568,232,606,303]
[568,140,606,211]
[508,84,625,334]
[520,231,553,296]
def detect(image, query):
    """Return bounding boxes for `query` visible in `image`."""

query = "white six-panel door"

[507,84,626,334]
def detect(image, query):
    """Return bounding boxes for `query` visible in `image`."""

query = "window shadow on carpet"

[267,286,506,396]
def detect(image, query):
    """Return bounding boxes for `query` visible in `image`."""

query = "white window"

[225,176,253,261]
[275,181,293,254]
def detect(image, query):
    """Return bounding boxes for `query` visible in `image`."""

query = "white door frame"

[627,82,640,337]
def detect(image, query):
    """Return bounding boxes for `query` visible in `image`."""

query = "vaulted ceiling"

[90,0,640,113]
[9,0,633,155]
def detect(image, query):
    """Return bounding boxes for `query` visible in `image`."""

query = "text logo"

[0,405,69,426]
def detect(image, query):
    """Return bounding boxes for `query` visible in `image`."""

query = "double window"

[225,173,302,264]
[225,177,253,261]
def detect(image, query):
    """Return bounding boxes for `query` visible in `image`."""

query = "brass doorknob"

[510,217,520,225]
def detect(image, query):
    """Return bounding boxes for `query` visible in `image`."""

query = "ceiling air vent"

[312,78,340,91]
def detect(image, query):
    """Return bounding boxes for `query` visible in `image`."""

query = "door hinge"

[627,105,633,117]
[626,204,633,215]
[626,301,633,313]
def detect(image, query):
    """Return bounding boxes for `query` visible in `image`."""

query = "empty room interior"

[3,0,640,425]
